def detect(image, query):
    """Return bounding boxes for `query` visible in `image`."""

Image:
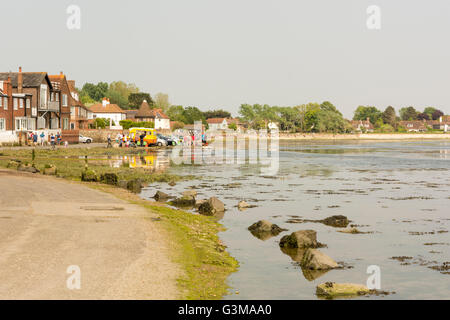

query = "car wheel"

[157,142,163,147]
[87,139,92,144]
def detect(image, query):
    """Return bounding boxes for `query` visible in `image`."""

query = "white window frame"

[26,98,31,108]
[4,97,8,110]
[63,117,69,130]
[0,118,5,131]
[40,84,48,108]
[19,99,24,109]
[13,98,18,110]
[62,94,68,107]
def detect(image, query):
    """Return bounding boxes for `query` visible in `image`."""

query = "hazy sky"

[1,0,449,118]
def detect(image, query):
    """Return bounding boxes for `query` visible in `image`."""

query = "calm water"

[138,140,450,300]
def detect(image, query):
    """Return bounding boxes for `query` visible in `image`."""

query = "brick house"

[0,67,58,131]
[350,118,374,133]
[399,120,428,132]
[0,77,12,131]
[66,79,91,129]
[134,100,170,129]
[48,72,72,131]
[207,118,228,131]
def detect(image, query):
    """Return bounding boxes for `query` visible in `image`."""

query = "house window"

[63,118,69,130]
[62,94,68,106]
[4,97,7,110]
[26,99,31,108]
[70,122,75,130]
[40,84,48,108]
[13,98,18,110]
[56,93,59,102]
[51,92,54,101]
[19,99,24,108]
[70,106,75,116]
[0,118,5,131]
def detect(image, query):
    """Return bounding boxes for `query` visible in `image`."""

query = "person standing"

[39,132,45,146]
[50,134,56,150]
[33,132,38,146]
[107,134,112,148]
[56,132,62,145]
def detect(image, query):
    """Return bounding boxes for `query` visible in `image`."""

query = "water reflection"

[280,247,331,281]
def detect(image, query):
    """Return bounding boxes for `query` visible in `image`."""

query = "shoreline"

[0,149,239,300]
[278,133,450,140]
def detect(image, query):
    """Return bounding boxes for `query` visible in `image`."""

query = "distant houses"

[350,118,374,133]
[87,98,126,128]
[134,100,170,130]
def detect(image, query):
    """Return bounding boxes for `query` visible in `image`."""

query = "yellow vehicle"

[129,128,157,146]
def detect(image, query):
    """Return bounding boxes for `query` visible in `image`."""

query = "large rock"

[81,169,98,182]
[238,201,250,209]
[154,191,170,201]
[198,197,225,216]
[43,165,57,175]
[100,173,118,185]
[248,220,285,234]
[322,215,349,228]
[316,282,370,299]
[18,164,40,174]
[301,249,339,270]
[279,230,322,249]
[182,190,197,198]
[172,195,196,207]
[127,179,142,193]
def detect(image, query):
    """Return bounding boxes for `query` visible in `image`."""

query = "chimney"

[18,66,23,93]
[102,97,110,107]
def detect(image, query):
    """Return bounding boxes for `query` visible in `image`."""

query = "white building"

[88,98,126,127]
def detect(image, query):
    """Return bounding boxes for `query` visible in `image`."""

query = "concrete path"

[0,169,179,299]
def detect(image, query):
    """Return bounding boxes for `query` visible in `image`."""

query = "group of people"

[28,131,66,149]
[114,132,136,148]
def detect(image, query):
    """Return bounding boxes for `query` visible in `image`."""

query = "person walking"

[139,132,145,147]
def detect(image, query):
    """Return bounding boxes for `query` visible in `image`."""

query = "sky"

[1,0,449,118]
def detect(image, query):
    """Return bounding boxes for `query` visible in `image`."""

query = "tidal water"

[139,140,450,300]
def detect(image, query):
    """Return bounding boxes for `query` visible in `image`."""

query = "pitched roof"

[88,103,126,114]
[135,100,169,119]
[135,100,153,118]
[399,121,427,130]
[206,118,227,124]
[0,72,52,89]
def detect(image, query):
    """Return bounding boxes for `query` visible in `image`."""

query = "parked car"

[156,134,169,146]
[79,135,93,143]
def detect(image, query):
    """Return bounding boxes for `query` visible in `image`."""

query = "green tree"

[399,106,418,120]
[154,93,170,112]
[182,106,206,124]
[423,107,437,119]
[203,109,232,119]
[128,93,153,109]
[167,105,186,122]
[432,109,444,120]
[353,106,382,124]
[382,106,396,126]
[80,82,108,102]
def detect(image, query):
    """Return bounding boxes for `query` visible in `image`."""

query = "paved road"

[0,169,179,299]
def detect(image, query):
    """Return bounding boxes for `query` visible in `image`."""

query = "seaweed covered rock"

[81,169,98,182]
[248,220,287,240]
[127,178,142,193]
[43,165,57,176]
[322,215,349,228]
[316,282,370,299]
[279,230,323,249]
[172,195,196,207]
[18,164,40,174]
[301,249,339,270]
[100,173,118,185]
[198,197,225,216]
[154,191,170,201]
